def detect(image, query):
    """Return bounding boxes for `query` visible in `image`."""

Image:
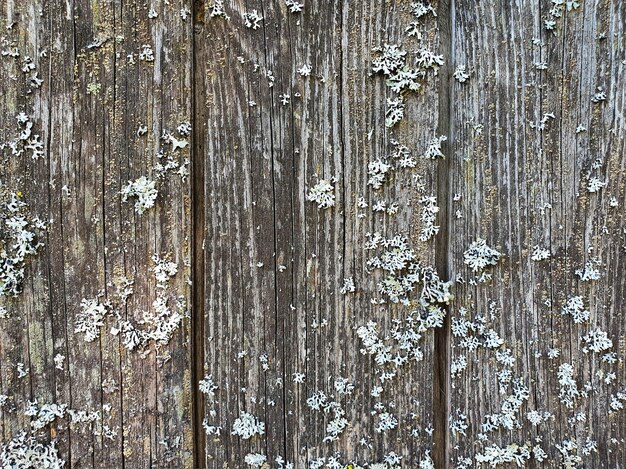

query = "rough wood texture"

[448,0,626,467]
[1,0,625,468]
[1,0,193,467]
[195,1,443,466]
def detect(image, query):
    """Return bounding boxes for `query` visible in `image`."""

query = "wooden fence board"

[1,0,56,449]
[195,1,445,466]
[448,0,626,467]
[1,0,193,467]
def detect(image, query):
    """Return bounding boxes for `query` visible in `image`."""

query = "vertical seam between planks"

[433,0,453,466]
[191,0,206,466]
[283,6,298,460]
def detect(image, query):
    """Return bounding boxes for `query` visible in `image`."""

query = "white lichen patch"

[390,140,416,168]
[371,27,442,127]
[372,44,406,76]
[374,410,398,433]
[74,298,109,342]
[385,96,405,128]
[54,354,65,370]
[419,195,440,241]
[2,113,44,160]
[558,363,582,409]
[0,432,65,468]
[306,390,349,442]
[561,296,590,323]
[581,328,613,353]
[463,239,502,272]
[162,130,189,151]
[544,0,580,30]
[75,254,185,352]
[285,0,304,13]
[306,179,335,209]
[153,254,178,286]
[587,176,607,193]
[422,135,447,159]
[529,112,555,130]
[232,411,265,439]
[481,379,529,433]
[139,44,155,62]
[199,375,218,400]
[367,158,392,189]
[297,64,312,76]
[242,10,263,29]
[575,260,601,281]
[365,232,452,305]
[410,2,437,19]
[339,277,355,294]
[449,408,469,436]
[244,452,267,467]
[475,443,532,467]
[209,0,230,19]
[591,88,607,103]
[453,64,470,82]
[530,245,551,261]
[121,176,158,214]
[0,188,46,297]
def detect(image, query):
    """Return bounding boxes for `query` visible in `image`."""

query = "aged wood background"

[0,0,624,468]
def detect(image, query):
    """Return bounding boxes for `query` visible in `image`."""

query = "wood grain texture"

[448,0,626,467]
[195,0,444,466]
[1,0,625,467]
[1,0,193,467]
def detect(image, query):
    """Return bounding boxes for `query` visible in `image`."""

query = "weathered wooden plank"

[105,1,194,466]
[1,0,193,466]
[338,1,445,465]
[196,1,446,466]
[0,0,58,450]
[448,0,625,467]
[549,2,626,465]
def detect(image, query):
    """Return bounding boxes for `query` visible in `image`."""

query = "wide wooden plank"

[447,0,626,467]
[195,1,447,466]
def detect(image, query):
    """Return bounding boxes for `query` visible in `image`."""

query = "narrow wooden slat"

[106,1,193,466]
[1,0,58,447]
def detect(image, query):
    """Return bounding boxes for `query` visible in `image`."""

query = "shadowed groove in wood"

[433,0,453,467]
[192,0,207,465]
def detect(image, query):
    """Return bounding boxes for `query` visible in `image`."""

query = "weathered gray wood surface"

[1,0,193,467]
[448,1,626,467]
[196,1,444,467]
[0,0,624,468]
